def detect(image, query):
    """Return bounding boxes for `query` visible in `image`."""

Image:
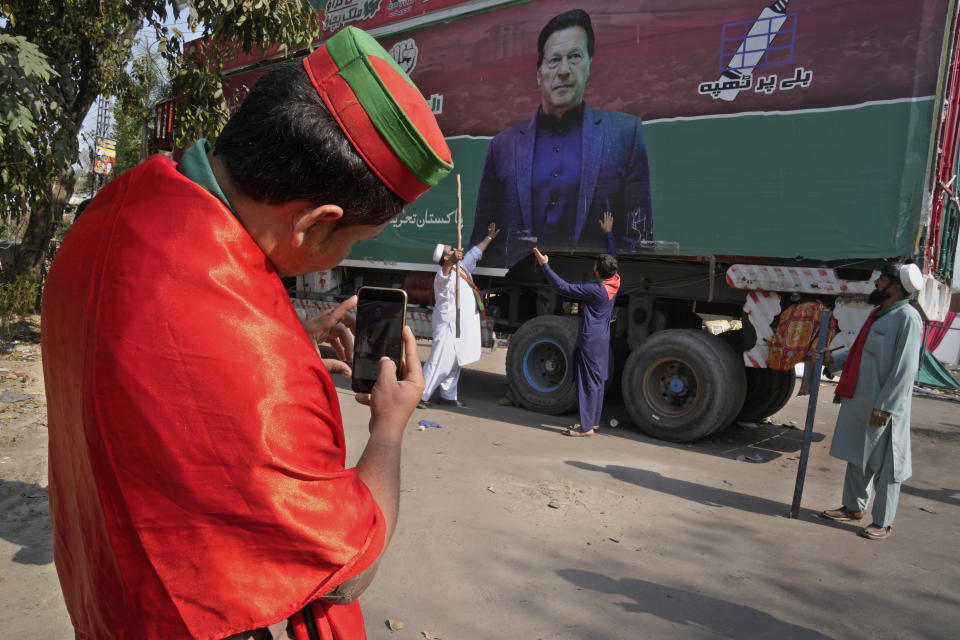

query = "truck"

[173,0,960,443]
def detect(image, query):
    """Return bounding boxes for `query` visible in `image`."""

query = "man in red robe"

[42,27,452,640]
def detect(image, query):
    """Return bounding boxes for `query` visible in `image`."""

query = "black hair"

[596,253,617,279]
[880,260,917,296]
[537,9,595,69]
[880,262,902,282]
[214,61,405,227]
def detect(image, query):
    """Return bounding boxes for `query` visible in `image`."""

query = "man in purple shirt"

[532,212,620,436]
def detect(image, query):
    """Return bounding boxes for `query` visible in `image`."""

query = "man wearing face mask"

[818,263,924,540]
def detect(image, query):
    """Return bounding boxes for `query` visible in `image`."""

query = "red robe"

[42,155,385,640]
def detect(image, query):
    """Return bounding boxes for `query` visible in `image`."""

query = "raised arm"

[599,211,616,257]
[465,223,499,272]
[532,247,607,302]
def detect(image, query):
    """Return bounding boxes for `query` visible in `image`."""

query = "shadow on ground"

[556,568,831,639]
[565,460,815,520]
[328,359,827,464]
[448,368,828,463]
[563,460,869,535]
[0,318,41,346]
[0,480,52,565]
[902,484,960,507]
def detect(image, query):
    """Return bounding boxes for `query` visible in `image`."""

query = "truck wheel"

[764,368,797,418]
[621,330,746,442]
[737,368,796,421]
[506,316,580,414]
[737,368,775,420]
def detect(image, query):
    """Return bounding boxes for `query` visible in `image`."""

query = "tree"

[0,1,324,286]
[0,33,57,242]
[113,44,168,176]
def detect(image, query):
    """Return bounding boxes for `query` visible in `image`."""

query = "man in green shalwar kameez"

[819,263,924,540]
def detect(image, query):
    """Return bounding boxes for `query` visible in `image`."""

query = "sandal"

[859,524,892,540]
[563,425,593,437]
[821,506,865,522]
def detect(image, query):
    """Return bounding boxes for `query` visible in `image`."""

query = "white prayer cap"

[433,243,446,263]
[899,263,923,293]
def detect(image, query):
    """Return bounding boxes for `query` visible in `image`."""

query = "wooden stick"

[455,174,462,338]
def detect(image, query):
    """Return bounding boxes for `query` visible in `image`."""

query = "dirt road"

[2,334,958,639]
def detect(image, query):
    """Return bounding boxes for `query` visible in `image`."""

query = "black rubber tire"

[716,328,744,353]
[736,368,796,421]
[764,368,798,418]
[603,337,631,403]
[686,330,748,436]
[621,329,746,442]
[737,367,776,420]
[506,315,580,414]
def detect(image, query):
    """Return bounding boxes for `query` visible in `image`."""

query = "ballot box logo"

[697,0,812,102]
[719,2,797,74]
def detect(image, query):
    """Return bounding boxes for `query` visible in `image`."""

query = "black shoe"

[416,401,429,409]
[434,398,467,408]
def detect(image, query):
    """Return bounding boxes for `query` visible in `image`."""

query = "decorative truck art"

[171,0,960,442]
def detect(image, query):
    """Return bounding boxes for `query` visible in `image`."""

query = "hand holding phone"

[354,325,425,433]
[352,287,408,394]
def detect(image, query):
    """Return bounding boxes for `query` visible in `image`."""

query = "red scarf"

[458,266,486,319]
[835,307,879,399]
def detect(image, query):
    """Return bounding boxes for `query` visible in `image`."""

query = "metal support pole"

[455,174,462,338]
[790,309,831,519]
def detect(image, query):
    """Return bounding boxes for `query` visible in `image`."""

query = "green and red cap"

[303,26,453,203]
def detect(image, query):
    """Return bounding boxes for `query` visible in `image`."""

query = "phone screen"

[351,287,408,393]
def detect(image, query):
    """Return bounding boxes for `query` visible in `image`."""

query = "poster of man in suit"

[467,9,652,268]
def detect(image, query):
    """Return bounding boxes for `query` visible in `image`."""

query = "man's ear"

[292,204,343,248]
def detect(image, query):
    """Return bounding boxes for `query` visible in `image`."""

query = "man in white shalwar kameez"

[819,263,924,540]
[418,223,499,408]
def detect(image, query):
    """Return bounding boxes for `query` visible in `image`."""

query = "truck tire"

[621,329,746,442]
[737,368,775,420]
[737,368,796,421]
[506,316,580,414]
[764,368,797,418]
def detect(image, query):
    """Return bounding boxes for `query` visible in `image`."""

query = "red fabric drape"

[925,311,957,352]
[42,155,384,640]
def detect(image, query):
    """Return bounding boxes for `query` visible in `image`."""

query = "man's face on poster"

[537,26,592,118]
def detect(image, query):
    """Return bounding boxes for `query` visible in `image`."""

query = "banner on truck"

[312,0,948,272]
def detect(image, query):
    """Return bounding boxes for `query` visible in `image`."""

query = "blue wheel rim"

[522,338,569,393]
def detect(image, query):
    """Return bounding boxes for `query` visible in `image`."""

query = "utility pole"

[94,96,113,192]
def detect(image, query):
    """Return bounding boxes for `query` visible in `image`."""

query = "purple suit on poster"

[469,105,651,269]
[540,232,618,430]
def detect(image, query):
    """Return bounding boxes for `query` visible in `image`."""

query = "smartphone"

[351,287,408,393]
